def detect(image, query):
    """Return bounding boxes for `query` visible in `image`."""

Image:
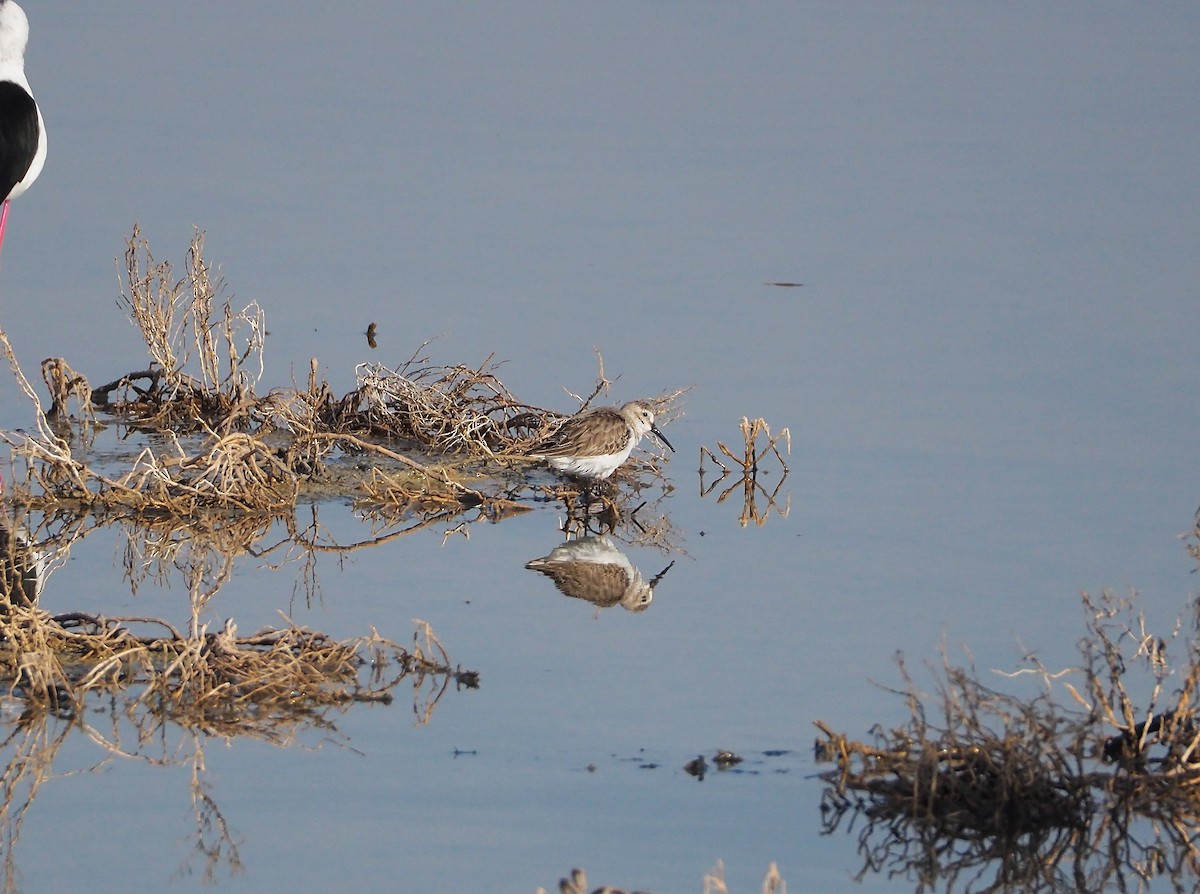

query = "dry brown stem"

[116,225,265,430]
[699,418,790,527]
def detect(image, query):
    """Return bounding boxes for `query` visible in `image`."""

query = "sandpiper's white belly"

[546,443,635,480]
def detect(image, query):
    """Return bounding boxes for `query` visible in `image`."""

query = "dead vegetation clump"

[0,604,471,735]
[1,227,681,525]
[355,351,541,455]
[0,505,475,738]
[104,225,266,433]
[0,605,475,886]
[815,589,1200,893]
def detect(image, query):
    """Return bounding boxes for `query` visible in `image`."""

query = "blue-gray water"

[1,4,1198,892]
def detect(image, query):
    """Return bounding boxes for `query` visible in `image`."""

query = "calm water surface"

[2,4,1198,892]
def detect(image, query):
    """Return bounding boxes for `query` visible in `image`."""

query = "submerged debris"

[538,861,786,894]
[713,750,743,768]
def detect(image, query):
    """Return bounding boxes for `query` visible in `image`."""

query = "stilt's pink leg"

[0,198,8,488]
[0,200,9,258]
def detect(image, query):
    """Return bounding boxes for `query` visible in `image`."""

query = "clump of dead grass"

[815,589,1200,892]
[110,224,266,432]
[2,228,683,526]
[0,605,471,732]
[356,350,538,455]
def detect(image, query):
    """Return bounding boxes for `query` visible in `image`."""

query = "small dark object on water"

[556,867,651,894]
[713,749,743,768]
[684,754,708,780]
[764,281,803,287]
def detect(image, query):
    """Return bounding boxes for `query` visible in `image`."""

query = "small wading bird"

[529,400,674,482]
[0,0,45,260]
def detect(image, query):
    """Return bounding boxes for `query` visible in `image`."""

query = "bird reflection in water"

[525,535,673,612]
[0,518,44,612]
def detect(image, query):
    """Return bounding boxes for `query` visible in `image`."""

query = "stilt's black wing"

[0,80,38,200]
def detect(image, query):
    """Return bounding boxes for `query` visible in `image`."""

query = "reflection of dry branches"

[815,589,1200,893]
[183,742,243,882]
[536,471,682,550]
[122,511,275,599]
[408,618,479,724]
[700,417,790,527]
[0,708,76,894]
[0,502,480,887]
[2,512,474,735]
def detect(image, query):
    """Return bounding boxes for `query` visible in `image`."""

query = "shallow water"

[2,3,1199,892]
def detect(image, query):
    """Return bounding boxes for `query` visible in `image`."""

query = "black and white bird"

[0,0,45,258]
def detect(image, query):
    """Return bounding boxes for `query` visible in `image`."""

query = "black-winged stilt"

[0,0,45,259]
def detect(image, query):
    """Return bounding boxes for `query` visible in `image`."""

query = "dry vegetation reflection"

[0,504,476,887]
[816,577,1200,894]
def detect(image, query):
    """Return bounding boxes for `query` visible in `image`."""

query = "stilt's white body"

[0,0,45,254]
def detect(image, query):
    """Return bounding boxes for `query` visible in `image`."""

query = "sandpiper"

[0,0,46,260]
[529,400,674,481]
